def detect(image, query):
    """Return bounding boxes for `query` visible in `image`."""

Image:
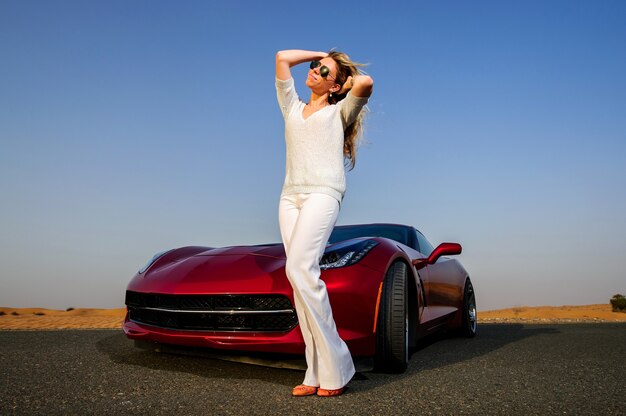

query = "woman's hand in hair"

[341,75,373,98]
[338,76,354,95]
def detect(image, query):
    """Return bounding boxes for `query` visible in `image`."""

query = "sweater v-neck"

[300,102,332,121]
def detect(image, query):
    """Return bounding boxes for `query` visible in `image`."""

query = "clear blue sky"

[1,1,625,310]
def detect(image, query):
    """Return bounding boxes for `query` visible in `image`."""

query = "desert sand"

[1,304,625,330]
[0,307,127,330]
[478,303,626,323]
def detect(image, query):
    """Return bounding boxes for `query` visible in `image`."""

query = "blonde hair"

[327,50,368,170]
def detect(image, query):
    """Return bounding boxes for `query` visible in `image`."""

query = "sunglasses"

[309,60,336,82]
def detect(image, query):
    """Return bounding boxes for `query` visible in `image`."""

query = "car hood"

[127,244,290,295]
[197,244,285,258]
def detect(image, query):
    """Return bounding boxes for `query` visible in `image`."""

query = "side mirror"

[412,242,462,270]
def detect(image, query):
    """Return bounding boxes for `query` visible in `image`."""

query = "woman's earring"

[329,92,333,98]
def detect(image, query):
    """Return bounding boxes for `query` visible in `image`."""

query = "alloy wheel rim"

[468,296,477,333]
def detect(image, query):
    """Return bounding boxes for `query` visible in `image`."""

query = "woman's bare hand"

[339,76,354,94]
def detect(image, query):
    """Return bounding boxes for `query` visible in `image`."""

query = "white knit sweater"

[276,77,369,202]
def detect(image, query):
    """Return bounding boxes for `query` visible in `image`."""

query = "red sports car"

[123,223,476,372]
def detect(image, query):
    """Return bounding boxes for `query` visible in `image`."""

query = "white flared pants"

[279,193,355,390]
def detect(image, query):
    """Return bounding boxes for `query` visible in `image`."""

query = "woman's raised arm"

[275,50,327,81]
[339,75,374,98]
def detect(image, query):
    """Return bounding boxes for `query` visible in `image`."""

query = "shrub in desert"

[0,311,5,316]
[66,307,75,311]
[11,311,19,316]
[34,312,45,316]
[610,294,626,312]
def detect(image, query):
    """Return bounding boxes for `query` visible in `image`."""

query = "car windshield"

[328,224,410,246]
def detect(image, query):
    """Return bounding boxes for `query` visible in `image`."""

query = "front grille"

[125,291,297,332]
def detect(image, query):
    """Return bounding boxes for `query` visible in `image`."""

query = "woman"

[275,49,373,397]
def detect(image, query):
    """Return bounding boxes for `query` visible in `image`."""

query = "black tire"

[459,279,477,338]
[375,261,409,373]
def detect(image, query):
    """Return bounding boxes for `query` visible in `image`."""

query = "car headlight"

[319,240,378,270]
[138,249,174,274]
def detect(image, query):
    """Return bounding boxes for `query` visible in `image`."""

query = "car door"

[415,231,459,323]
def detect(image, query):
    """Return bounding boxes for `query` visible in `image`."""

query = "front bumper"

[123,263,382,356]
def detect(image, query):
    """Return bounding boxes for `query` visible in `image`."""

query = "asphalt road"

[1,324,625,415]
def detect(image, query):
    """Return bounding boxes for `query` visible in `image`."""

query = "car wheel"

[375,261,409,373]
[459,279,477,338]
